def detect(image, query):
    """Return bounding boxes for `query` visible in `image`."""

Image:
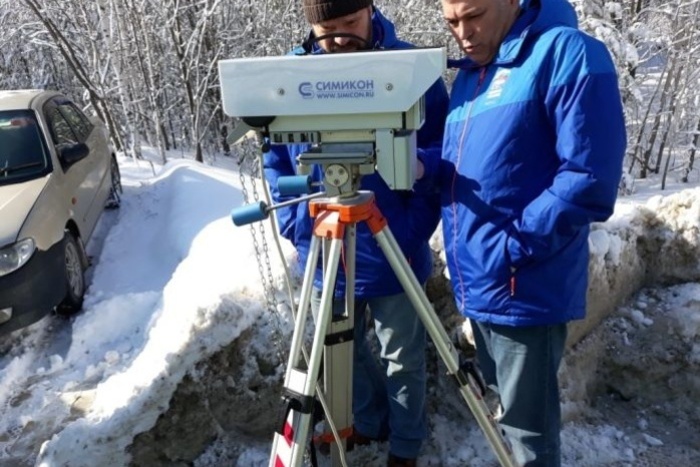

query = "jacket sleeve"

[262,144,297,242]
[507,32,627,267]
[416,78,449,188]
[390,78,450,251]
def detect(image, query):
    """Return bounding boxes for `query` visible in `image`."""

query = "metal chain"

[249,174,279,315]
[238,171,266,296]
[238,146,287,365]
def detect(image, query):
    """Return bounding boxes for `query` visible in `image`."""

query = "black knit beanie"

[303,0,373,24]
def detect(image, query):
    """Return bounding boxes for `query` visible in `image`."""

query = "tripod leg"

[269,235,320,467]
[322,225,355,464]
[287,236,321,371]
[269,235,345,467]
[269,237,342,467]
[373,226,518,467]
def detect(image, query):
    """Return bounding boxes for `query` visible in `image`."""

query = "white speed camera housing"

[218,47,446,190]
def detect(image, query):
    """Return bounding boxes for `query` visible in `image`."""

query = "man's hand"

[416,159,425,180]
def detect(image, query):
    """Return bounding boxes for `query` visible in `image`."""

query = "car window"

[57,102,94,142]
[46,106,79,147]
[0,110,51,185]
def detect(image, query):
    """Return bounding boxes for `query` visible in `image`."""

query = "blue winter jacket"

[263,8,449,298]
[438,0,626,325]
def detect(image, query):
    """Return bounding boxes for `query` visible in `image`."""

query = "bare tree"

[0,0,696,187]
[18,0,125,152]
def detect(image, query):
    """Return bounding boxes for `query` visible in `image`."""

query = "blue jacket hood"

[448,0,578,69]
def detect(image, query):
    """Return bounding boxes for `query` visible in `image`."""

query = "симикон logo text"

[299,80,375,100]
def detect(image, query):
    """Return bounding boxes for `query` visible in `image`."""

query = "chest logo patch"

[485,69,511,102]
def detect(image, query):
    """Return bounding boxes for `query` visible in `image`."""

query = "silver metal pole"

[269,236,345,467]
[374,227,517,467]
[324,224,355,465]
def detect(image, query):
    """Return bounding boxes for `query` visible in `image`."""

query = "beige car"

[0,90,121,336]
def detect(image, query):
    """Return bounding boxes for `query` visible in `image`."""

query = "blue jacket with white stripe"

[438,0,626,325]
[263,8,449,298]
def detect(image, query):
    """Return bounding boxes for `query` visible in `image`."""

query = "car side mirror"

[59,142,89,166]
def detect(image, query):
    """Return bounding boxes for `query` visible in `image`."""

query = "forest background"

[1,0,699,191]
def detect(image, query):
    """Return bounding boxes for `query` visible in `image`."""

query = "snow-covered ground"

[0,150,698,466]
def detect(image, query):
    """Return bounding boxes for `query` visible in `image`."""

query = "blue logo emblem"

[299,82,314,99]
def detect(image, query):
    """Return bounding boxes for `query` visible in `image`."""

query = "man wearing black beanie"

[263,2,449,466]
[302,0,373,24]
[301,0,376,53]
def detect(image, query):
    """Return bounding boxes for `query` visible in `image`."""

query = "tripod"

[256,178,517,467]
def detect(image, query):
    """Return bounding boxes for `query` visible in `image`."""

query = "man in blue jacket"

[434,0,626,465]
[263,1,448,465]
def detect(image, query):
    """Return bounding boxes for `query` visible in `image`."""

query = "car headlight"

[0,238,36,277]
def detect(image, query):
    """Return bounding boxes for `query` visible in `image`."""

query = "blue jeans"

[471,320,567,467]
[311,288,427,459]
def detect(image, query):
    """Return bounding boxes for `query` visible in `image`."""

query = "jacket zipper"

[451,67,488,310]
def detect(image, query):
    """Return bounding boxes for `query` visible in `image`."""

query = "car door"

[43,99,95,239]
[54,100,111,239]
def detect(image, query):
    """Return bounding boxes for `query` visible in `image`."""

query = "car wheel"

[56,233,86,315]
[106,156,122,209]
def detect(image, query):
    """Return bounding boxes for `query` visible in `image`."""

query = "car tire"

[56,232,86,315]
[106,156,122,209]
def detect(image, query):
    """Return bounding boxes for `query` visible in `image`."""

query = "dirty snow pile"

[0,156,698,467]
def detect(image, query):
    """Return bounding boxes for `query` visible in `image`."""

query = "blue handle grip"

[231,201,268,226]
[278,175,313,196]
